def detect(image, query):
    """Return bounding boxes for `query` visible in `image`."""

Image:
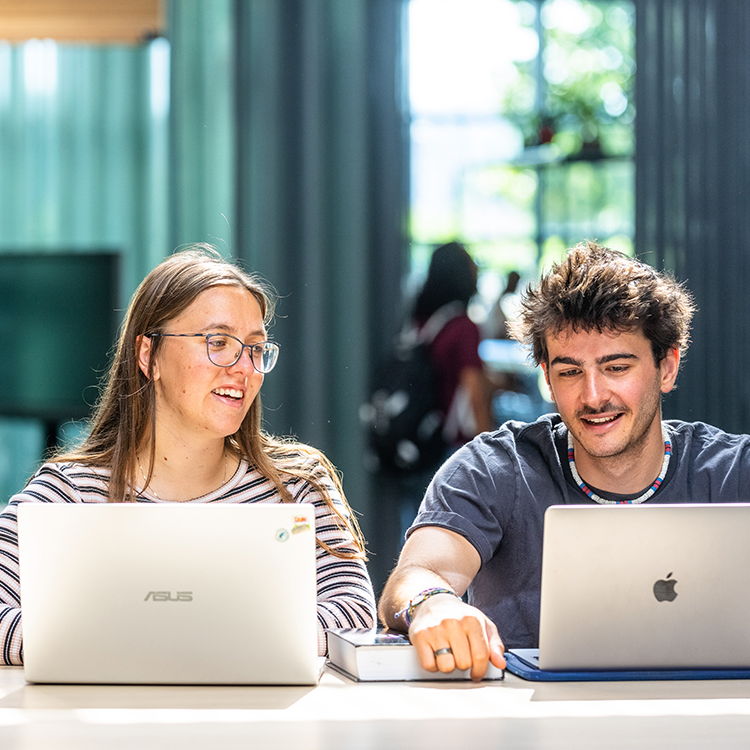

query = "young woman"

[0,245,375,664]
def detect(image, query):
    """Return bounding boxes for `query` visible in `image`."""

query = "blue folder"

[505,650,750,682]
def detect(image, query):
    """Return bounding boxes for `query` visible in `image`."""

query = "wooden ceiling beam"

[0,0,163,44]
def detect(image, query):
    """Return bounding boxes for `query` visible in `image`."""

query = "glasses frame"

[147,333,280,373]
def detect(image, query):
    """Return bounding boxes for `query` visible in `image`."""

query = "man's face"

[541,326,679,465]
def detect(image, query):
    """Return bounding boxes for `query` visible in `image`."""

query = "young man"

[378,241,750,680]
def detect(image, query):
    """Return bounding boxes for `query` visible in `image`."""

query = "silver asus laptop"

[17,503,320,685]
[521,503,750,671]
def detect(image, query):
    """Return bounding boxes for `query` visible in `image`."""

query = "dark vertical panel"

[683,1,707,421]
[718,1,750,428]
[233,0,409,572]
[363,0,411,589]
[366,0,410,362]
[234,0,310,435]
[298,0,332,446]
[326,0,371,473]
[636,0,750,433]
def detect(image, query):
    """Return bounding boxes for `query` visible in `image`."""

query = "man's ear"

[136,335,157,380]
[660,348,680,394]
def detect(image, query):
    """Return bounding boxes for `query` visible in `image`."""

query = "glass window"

[408,0,635,295]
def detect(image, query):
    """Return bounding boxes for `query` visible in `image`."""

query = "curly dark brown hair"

[508,240,696,366]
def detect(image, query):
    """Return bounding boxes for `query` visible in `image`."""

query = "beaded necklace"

[567,423,672,505]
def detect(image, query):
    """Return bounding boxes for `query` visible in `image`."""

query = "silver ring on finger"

[433,647,453,657]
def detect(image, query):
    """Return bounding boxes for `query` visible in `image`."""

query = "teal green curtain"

[167,0,236,250]
[0,40,169,294]
[0,39,170,502]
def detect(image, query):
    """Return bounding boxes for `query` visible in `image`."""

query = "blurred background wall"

[0,0,748,593]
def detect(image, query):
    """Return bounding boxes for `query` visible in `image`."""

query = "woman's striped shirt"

[0,457,376,665]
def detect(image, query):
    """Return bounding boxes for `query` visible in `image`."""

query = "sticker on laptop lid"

[275,513,312,541]
[291,513,311,535]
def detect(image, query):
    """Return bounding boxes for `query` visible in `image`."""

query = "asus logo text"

[143,591,193,602]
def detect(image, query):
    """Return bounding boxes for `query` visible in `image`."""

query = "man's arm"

[459,366,494,434]
[378,526,506,681]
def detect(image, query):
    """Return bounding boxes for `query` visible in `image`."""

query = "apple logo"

[653,572,678,602]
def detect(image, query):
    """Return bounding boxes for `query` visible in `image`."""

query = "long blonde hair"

[54,244,366,559]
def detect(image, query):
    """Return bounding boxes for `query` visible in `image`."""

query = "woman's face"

[138,285,267,446]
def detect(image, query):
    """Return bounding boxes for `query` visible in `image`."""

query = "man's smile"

[581,414,622,425]
[577,404,628,428]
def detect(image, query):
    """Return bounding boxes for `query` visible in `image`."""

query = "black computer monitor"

[0,252,120,438]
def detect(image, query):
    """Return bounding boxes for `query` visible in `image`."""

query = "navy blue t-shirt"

[407,415,750,649]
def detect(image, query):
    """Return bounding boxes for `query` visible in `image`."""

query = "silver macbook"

[17,502,320,685]
[525,503,750,671]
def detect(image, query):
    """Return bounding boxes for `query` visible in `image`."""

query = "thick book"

[326,628,504,682]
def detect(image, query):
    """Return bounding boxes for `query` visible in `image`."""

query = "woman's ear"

[136,335,156,380]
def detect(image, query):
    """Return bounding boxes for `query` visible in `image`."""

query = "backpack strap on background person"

[405,301,465,348]
[361,302,465,474]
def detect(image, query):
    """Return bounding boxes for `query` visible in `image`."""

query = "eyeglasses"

[147,333,280,373]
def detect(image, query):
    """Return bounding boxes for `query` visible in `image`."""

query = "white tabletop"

[2,665,750,749]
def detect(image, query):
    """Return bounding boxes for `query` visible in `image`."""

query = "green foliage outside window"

[505,1,635,158]
[409,0,635,288]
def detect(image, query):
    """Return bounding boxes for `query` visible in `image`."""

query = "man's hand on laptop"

[409,594,506,681]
